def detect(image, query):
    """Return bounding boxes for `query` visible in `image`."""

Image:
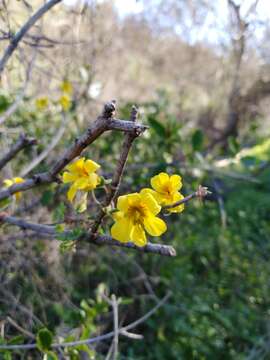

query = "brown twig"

[6,317,35,340]
[0,102,147,201]
[163,185,210,210]
[0,214,176,257]
[0,0,63,74]
[90,105,141,234]
[93,235,177,257]
[0,212,56,234]
[0,133,36,171]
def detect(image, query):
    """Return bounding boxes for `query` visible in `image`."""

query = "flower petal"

[67,184,77,202]
[167,192,185,213]
[111,217,132,243]
[130,224,147,247]
[140,189,161,215]
[15,192,22,201]
[117,193,140,212]
[144,215,167,236]
[66,158,85,174]
[150,172,169,192]
[116,195,129,212]
[170,175,182,192]
[3,179,13,187]
[112,210,124,221]
[84,159,100,173]
[85,173,100,190]
[73,177,89,190]
[14,177,24,184]
[76,192,88,213]
[62,171,78,183]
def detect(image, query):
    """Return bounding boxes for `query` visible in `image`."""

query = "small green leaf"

[7,335,24,345]
[0,198,11,211]
[3,351,12,360]
[148,117,166,137]
[37,328,53,352]
[43,351,58,360]
[192,129,204,152]
[228,136,239,154]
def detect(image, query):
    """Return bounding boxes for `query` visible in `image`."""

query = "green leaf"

[228,136,240,154]
[0,197,11,211]
[43,351,58,360]
[7,335,24,345]
[59,240,76,253]
[37,328,53,352]
[192,129,204,152]
[3,351,12,360]
[148,117,166,137]
[41,190,54,206]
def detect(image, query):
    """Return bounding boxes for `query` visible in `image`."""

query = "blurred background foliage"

[0,0,270,359]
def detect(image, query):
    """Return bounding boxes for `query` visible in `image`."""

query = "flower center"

[128,203,147,224]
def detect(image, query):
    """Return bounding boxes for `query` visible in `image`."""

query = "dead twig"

[90,105,141,234]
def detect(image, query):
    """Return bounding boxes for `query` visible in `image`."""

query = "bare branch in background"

[0,0,63,74]
[0,50,38,125]
[0,133,36,171]
[0,292,171,350]
[20,112,68,177]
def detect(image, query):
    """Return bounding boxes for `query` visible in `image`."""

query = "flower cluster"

[62,157,185,246]
[35,80,73,112]
[111,172,185,246]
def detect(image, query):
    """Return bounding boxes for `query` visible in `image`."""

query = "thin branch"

[0,133,36,171]
[20,112,68,177]
[0,214,177,257]
[0,0,63,74]
[90,105,140,234]
[0,50,37,125]
[163,185,210,211]
[0,213,56,234]
[0,102,147,201]
[0,292,171,350]
[112,295,119,360]
[6,317,35,340]
[92,235,177,257]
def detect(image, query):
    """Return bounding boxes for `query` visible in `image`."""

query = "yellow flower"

[111,189,167,247]
[147,172,185,213]
[3,177,24,201]
[62,158,101,212]
[59,95,71,111]
[35,97,48,110]
[60,80,73,94]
